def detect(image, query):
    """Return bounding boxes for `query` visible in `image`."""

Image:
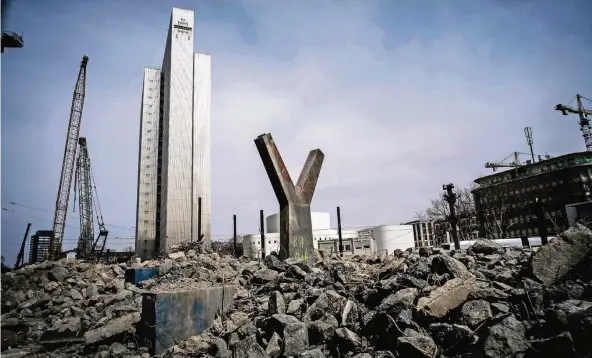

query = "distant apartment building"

[28,230,53,264]
[473,151,592,238]
[406,216,479,248]
[135,7,211,260]
[405,220,441,248]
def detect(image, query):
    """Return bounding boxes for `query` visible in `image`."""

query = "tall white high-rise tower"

[135,7,211,259]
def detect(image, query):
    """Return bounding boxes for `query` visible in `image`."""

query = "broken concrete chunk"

[48,266,69,282]
[417,276,476,318]
[265,332,282,357]
[397,331,439,358]
[378,287,417,315]
[299,348,326,357]
[287,298,304,315]
[429,323,475,348]
[490,302,511,314]
[378,258,406,278]
[460,299,493,327]
[264,255,286,272]
[307,315,338,344]
[233,335,268,358]
[352,354,373,358]
[168,251,186,260]
[341,300,358,328]
[230,312,250,328]
[252,268,279,284]
[268,291,286,315]
[469,287,508,301]
[211,338,230,358]
[283,322,309,356]
[0,348,32,358]
[184,335,211,354]
[483,324,529,358]
[84,312,140,345]
[530,223,592,286]
[334,327,361,351]
[306,290,346,321]
[528,332,576,358]
[470,239,502,255]
[432,254,472,279]
[69,288,83,300]
[546,300,592,329]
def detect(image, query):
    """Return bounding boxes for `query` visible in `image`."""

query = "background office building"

[135,7,211,259]
[473,151,592,239]
[405,220,440,248]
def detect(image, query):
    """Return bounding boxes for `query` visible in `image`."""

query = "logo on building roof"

[174,18,192,33]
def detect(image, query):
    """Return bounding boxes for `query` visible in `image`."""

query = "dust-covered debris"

[2,224,592,357]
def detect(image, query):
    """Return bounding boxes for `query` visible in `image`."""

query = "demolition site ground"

[1,224,592,358]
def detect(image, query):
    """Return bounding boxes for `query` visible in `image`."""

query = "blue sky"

[2,0,591,266]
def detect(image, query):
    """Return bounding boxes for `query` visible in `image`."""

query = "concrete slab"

[125,267,158,286]
[38,329,84,347]
[138,286,236,355]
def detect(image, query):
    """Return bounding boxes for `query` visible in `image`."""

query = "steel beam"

[255,133,324,264]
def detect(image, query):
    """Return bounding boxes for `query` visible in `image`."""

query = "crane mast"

[555,94,592,151]
[49,55,89,259]
[74,137,94,256]
[74,136,110,261]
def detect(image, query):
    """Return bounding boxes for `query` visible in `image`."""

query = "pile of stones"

[161,224,592,358]
[1,246,254,358]
[1,224,592,358]
[1,257,145,357]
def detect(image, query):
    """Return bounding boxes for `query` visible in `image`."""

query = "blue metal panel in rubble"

[137,286,235,355]
[124,267,158,286]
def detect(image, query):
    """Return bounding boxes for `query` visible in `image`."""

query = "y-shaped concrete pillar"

[255,133,324,264]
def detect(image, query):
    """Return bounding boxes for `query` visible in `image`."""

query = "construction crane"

[485,152,523,172]
[1,0,24,53]
[74,138,94,256]
[73,137,109,260]
[524,127,535,163]
[89,220,109,262]
[14,223,31,269]
[555,94,592,151]
[48,56,89,259]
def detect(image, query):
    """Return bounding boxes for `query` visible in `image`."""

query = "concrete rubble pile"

[1,257,145,357]
[2,224,592,358]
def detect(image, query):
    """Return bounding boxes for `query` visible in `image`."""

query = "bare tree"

[123,245,134,253]
[421,184,478,242]
[413,211,428,221]
[482,199,515,239]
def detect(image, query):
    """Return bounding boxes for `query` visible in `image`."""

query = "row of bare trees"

[416,183,514,244]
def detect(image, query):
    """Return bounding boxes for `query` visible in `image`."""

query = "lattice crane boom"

[74,137,94,256]
[555,94,592,151]
[485,152,522,172]
[50,55,89,258]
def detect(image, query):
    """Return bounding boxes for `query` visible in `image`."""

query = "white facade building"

[371,225,415,254]
[242,212,415,259]
[135,7,211,260]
